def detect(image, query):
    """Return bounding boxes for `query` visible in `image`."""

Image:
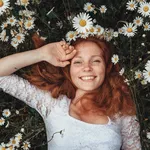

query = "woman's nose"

[83,63,93,72]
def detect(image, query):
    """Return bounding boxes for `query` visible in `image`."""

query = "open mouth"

[79,76,96,81]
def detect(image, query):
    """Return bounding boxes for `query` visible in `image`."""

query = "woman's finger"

[59,61,70,67]
[62,50,77,61]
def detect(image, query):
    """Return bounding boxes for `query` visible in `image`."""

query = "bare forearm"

[0,49,44,76]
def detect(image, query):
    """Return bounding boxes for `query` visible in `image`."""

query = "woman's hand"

[39,41,76,67]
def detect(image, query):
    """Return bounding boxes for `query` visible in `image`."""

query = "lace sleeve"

[0,74,54,118]
[119,115,141,150]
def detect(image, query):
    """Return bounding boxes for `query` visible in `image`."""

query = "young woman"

[0,35,141,150]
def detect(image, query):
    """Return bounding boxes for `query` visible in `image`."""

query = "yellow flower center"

[0,0,4,7]
[127,28,133,33]
[144,25,148,29]
[90,28,94,32]
[22,0,28,4]
[5,112,8,115]
[8,146,13,150]
[2,147,6,150]
[87,5,92,10]
[136,20,140,24]
[137,74,141,78]
[12,139,16,144]
[0,119,4,123]
[79,19,86,27]
[97,28,101,32]
[149,72,150,76]
[69,33,74,38]
[130,4,134,8]
[101,8,105,12]
[143,6,149,12]
[24,143,29,148]
[27,22,31,27]
[10,19,14,23]
[17,35,21,40]
[115,58,118,61]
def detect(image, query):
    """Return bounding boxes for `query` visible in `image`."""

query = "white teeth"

[80,76,95,80]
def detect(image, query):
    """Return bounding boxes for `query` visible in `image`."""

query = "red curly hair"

[24,33,136,117]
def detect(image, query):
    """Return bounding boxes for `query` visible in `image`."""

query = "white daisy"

[0,0,10,16]
[113,31,119,37]
[126,0,137,11]
[84,2,94,12]
[138,2,150,17]
[88,26,97,36]
[15,133,22,141]
[136,0,145,2]
[11,38,19,48]
[104,28,114,41]
[133,16,143,26]
[9,137,20,148]
[7,16,17,26]
[15,0,30,6]
[1,21,8,29]
[19,9,35,17]
[78,32,89,39]
[143,69,150,83]
[99,5,107,13]
[22,141,31,150]
[0,30,9,42]
[16,110,19,114]
[118,27,124,34]
[145,60,150,71]
[141,79,147,85]
[0,117,5,126]
[134,70,142,79]
[122,23,137,37]
[24,20,35,30]
[2,109,11,117]
[143,22,150,31]
[20,128,25,133]
[72,12,93,33]
[95,25,104,36]
[66,31,77,42]
[111,54,119,64]
[14,33,25,44]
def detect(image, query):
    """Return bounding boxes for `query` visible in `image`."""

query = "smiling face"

[70,41,106,98]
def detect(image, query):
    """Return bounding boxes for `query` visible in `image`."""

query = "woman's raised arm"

[0,41,76,76]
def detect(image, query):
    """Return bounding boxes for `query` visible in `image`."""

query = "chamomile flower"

[143,22,150,31]
[136,0,145,2]
[84,2,94,12]
[143,69,150,83]
[122,23,137,37]
[141,79,147,85]
[88,26,97,36]
[0,0,10,16]
[7,16,17,26]
[0,144,6,150]
[72,13,93,33]
[19,10,35,17]
[135,70,142,79]
[0,117,5,126]
[95,25,104,36]
[22,141,31,150]
[126,0,137,11]
[9,137,20,148]
[1,21,8,29]
[11,38,19,48]
[0,30,9,42]
[78,32,89,39]
[2,109,11,118]
[15,133,22,141]
[99,5,107,13]
[15,0,30,6]
[118,27,124,34]
[14,33,25,44]
[66,31,77,42]
[113,31,119,37]
[133,16,143,26]
[111,54,119,64]
[138,2,150,17]
[24,20,35,30]
[104,28,114,41]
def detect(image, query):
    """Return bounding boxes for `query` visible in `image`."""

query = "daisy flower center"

[149,72,150,76]
[27,22,31,27]
[87,6,92,10]
[10,19,14,23]
[5,112,8,115]
[0,119,4,123]
[90,28,94,32]
[127,27,133,33]
[69,33,74,38]
[79,19,87,27]
[130,4,134,8]
[0,0,4,7]
[17,35,21,40]
[136,20,140,24]
[12,139,16,144]
[97,28,101,32]
[1,147,6,150]
[24,143,29,148]
[22,0,28,4]
[138,74,141,78]
[144,25,148,29]
[143,6,149,12]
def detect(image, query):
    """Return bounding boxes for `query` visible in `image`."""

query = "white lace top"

[0,75,141,150]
